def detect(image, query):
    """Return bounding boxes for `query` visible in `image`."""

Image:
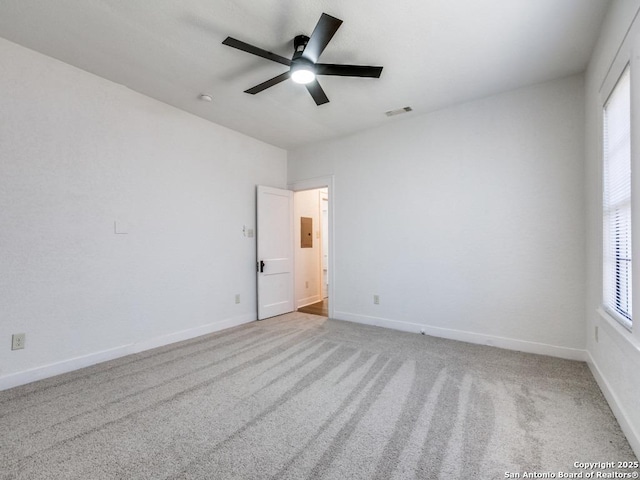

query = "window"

[603,66,632,330]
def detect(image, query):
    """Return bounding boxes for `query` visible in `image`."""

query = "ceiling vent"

[385,106,413,117]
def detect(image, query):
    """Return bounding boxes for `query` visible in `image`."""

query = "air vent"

[385,106,412,117]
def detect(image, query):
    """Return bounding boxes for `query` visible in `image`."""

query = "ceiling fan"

[222,13,383,106]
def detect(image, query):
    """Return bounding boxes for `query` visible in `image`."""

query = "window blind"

[603,66,632,328]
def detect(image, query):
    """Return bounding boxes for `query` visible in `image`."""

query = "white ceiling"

[0,0,609,150]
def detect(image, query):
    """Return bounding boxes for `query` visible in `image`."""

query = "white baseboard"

[0,313,255,392]
[0,344,134,392]
[297,295,322,309]
[586,351,640,459]
[131,313,255,353]
[333,311,587,361]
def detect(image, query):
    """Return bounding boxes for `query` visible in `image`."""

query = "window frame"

[602,64,633,331]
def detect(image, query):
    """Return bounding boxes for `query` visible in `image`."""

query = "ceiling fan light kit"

[290,67,315,85]
[222,13,383,105]
[290,62,316,85]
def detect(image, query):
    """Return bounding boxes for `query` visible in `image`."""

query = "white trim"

[319,190,329,301]
[287,175,333,192]
[131,313,255,353]
[334,311,587,361]
[586,351,640,459]
[0,344,133,392]
[288,175,335,319]
[597,307,640,353]
[598,5,640,97]
[297,295,322,309]
[0,313,255,392]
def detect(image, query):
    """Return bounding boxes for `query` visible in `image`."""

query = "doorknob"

[259,260,265,273]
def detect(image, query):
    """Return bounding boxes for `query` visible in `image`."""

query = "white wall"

[584,0,640,458]
[289,74,586,359]
[294,190,322,308]
[0,38,287,389]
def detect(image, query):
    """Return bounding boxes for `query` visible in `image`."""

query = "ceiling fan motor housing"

[291,34,315,83]
[293,35,310,60]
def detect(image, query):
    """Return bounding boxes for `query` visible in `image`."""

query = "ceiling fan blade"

[302,13,343,64]
[245,72,292,95]
[315,64,383,78]
[222,37,291,66]
[305,80,330,105]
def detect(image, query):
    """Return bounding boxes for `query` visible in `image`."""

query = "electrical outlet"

[305,281,309,289]
[12,333,25,350]
[373,294,380,305]
[235,294,241,304]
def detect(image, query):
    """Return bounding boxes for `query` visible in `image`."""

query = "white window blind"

[603,66,632,329]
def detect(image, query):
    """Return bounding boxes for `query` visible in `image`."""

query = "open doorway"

[294,188,329,317]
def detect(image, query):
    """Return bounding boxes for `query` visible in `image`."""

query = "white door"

[257,185,294,320]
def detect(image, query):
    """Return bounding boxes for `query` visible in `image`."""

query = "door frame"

[319,189,329,300]
[288,175,335,319]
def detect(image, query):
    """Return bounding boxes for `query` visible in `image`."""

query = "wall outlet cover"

[12,333,25,350]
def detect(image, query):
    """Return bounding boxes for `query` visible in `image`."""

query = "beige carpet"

[0,313,636,479]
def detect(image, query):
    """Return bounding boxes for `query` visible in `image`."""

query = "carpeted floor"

[0,313,636,479]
